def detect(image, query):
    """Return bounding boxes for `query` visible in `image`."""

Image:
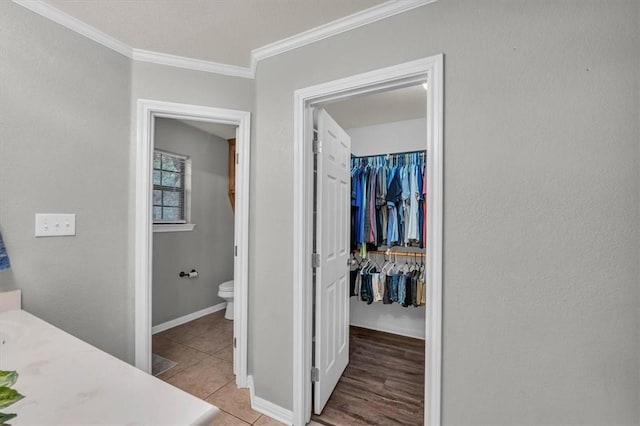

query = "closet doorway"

[134,100,251,390]
[313,88,427,424]
[292,55,443,426]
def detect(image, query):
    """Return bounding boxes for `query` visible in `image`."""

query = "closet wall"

[348,118,426,339]
[152,118,234,326]
[350,118,426,157]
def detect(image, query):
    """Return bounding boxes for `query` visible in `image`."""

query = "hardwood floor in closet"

[312,326,425,426]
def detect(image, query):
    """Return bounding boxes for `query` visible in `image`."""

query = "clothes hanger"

[360,256,371,274]
[381,251,393,275]
[409,252,417,272]
[370,253,381,272]
[401,255,410,274]
[393,253,403,274]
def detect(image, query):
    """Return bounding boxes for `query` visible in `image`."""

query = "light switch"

[35,214,76,237]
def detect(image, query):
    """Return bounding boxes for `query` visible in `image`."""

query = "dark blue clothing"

[0,231,10,271]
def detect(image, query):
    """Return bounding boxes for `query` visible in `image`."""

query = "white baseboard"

[349,321,425,340]
[247,375,293,425]
[152,302,226,334]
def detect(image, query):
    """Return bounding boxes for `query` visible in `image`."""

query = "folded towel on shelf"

[0,231,11,270]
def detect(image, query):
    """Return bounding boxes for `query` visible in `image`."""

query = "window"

[153,150,191,225]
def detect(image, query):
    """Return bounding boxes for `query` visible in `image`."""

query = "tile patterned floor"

[153,312,422,425]
[153,310,286,425]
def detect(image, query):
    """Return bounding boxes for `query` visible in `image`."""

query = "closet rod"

[351,149,426,159]
[362,250,426,258]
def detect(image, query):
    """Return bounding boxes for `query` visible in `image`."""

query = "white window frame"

[152,149,195,233]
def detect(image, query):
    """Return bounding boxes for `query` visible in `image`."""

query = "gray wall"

[130,61,255,110]
[250,0,640,423]
[0,2,132,360]
[126,40,255,360]
[2,1,638,423]
[152,118,234,326]
[128,63,256,347]
[0,3,255,365]
[348,118,426,156]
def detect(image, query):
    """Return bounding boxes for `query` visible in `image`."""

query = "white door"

[313,109,351,414]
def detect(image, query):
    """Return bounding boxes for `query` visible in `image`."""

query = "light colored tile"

[206,382,261,424]
[220,318,233,332]
[255,415,287,425]
[156,321,203,343]
[167,356,234,399]
[182,325,233,354]
[194,311,226,325]
[160,320,217,344]
[212,344,233,362]
[157,311,226,342]
[152,333,171,348]
[207,410,251,426]
[305,422,323,426]
[153,337,209,380]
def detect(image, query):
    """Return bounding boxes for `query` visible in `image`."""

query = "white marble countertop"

[0,309,219,425]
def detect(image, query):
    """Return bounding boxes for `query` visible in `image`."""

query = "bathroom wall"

[347,118,427,339]
[152,118,234,326]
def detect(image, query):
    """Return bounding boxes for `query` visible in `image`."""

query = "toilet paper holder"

[179,269,198,278]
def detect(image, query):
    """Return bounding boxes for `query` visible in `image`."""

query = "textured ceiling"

[45,0,384,67]
[42,0,422,128]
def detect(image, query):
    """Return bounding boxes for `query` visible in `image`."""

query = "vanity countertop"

[0,309,218,425]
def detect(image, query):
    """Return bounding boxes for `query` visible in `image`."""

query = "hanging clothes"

[351,151,426,252]
[350,253,425,308]
[422,163,427,248]
[406,161,420,241]
[417,164,425,249]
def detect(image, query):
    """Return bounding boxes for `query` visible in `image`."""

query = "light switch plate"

[35,214,76,237]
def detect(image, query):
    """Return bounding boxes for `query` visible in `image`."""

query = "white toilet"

[218,280,234,320]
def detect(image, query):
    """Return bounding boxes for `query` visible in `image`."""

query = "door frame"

[134,99,251,388]
[292,54,444,426]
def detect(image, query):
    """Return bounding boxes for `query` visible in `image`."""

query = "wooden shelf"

[355,248,425,258]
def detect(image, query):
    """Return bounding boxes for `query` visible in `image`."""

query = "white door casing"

[293,55,443,426]
[313,109,351,414]
[135,99,251,389]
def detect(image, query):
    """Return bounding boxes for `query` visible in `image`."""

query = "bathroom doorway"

[135,99,250,387]
[150,117,238,387]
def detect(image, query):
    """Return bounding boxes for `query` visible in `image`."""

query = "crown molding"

[132,49,254,79]
[12,0,132,58]
[250,0,437,70]
[13,0,437,79]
